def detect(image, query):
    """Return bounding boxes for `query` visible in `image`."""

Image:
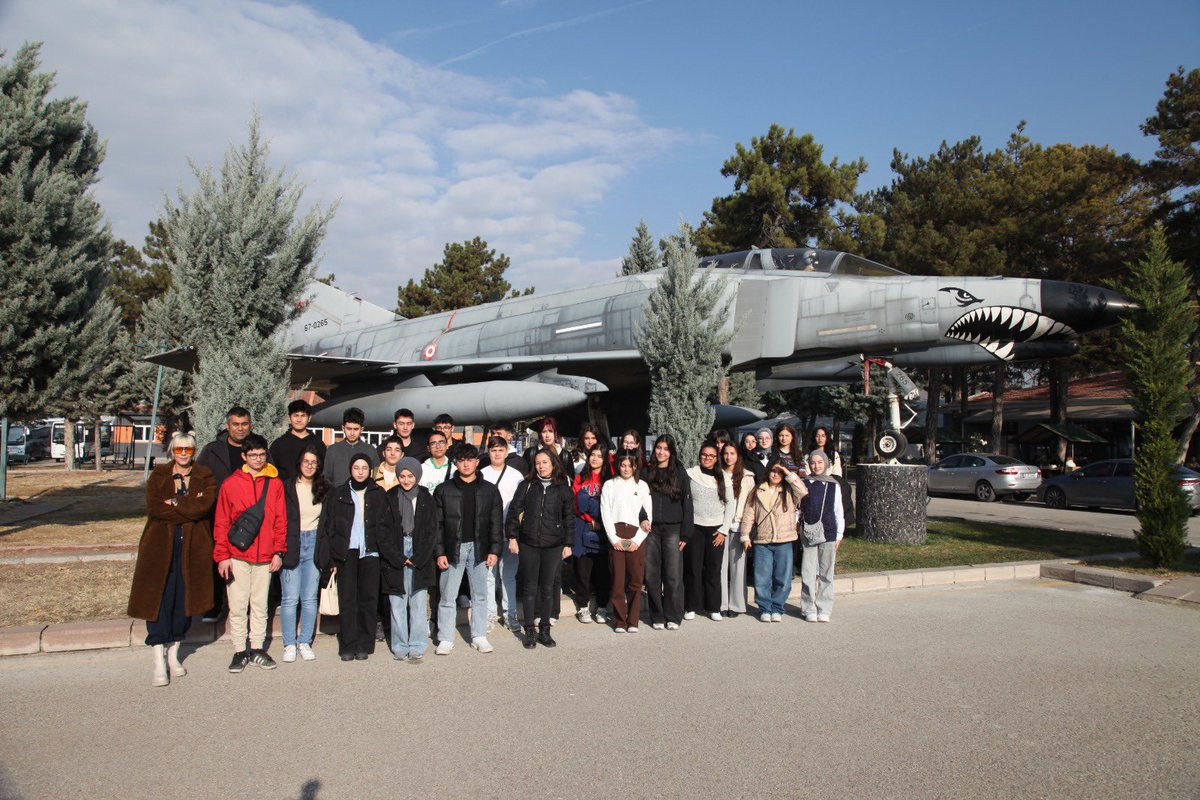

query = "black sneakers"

[228,650,250,673]
[247,649,277,670]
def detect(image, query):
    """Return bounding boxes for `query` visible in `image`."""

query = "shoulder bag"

[801,483,833,547]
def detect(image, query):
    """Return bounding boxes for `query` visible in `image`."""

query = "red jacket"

[213,464,288,564]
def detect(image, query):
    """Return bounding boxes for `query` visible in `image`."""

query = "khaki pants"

[226,559,272,651]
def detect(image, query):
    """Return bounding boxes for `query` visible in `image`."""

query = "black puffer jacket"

[506,479,574,548]
[381,485,438,594]
[433,476,503,562]
[315,482,400,571]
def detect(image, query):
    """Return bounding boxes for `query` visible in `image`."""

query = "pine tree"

[1117,227,1195,567]
[396,237,532,318]
[636,223,733,460]
[0,43,112,423]
[620,220,658,275]
[725,372,762,409]
[153,116,334,446]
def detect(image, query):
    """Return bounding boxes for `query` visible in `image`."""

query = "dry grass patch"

[0,561,135,627]
[1075,550,1200,579]
[0,467,145,548]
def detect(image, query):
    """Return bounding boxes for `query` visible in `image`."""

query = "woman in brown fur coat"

[127,431,217,686]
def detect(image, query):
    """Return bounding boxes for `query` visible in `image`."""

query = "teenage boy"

[487,421,529,473]
[432,414,458,444]
[388,408,427,463]
[419,431,454,493]
[433,444,502,655]
[270,399,326,481]
[212,434,287,673]
[324,407,378,486]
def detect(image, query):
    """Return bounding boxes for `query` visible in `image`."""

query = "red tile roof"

[970,371,1129,403]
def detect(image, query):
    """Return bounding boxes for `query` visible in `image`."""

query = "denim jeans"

[279,530,319,646]
[499,548,520,626]
[437,542,490,643]
[752,542,793,615]
[389,565,429,657]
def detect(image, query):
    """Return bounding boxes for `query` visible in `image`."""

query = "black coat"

[433,476,503,562]
[506,479,574,548]
[282,477,327,569]
[382,485,438,594]
[315,482,400,572]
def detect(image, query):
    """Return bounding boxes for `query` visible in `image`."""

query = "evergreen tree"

[1116,228,1195,568]
[0,43,112,423]
[620,220,658,275]
[1142,66,1200,274]
[636,223,732,460]
[108,238,171,332]
[153,116,334,445]
[397,237,532,317]
[725,372,761,409]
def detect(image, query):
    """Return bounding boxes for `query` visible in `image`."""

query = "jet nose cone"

[1040,280,1138,334]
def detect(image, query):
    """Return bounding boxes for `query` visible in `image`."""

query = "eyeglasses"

[244,452,268,460]
[699,453,717,461]
[172,447,195,455]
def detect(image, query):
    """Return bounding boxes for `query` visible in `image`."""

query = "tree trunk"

[63,419,77,472]
[990,365,1006,455]
[925,369,941,465]
[717,376,730,406]
[94,419,103,472]
[1049,362,1069,465]
[1177,397,1200,464]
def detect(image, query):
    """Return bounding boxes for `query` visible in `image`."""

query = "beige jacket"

[739,473,807,544]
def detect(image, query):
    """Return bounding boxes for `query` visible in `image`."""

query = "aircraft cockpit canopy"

[699,248,906,276]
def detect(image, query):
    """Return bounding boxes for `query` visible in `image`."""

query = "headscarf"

[348,453,373,491]
[807,450,835,482]
[395,457,423,534]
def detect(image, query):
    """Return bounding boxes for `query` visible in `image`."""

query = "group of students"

[127,400,846,686]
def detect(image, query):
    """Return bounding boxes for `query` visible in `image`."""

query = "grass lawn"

[0,467,145,548]
[836,519,1137,574]
[1075,550,1200,579]
[0,561,135,628]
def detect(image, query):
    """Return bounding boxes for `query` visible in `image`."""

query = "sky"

[3,0,1197,309]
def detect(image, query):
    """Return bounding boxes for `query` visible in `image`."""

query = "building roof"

[970,371,1129,404]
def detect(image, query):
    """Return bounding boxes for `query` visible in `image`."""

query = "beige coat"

[738,473,807,544]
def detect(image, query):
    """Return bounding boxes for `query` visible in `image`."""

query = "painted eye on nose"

[939,287,983,307]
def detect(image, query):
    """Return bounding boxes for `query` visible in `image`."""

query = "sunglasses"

[173,447,195,455]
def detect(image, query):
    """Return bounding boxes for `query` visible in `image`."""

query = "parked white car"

[927,453,1042,502]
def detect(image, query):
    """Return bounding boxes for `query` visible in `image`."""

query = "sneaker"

[683,611,696,621]
[248,649,277,670]
[614,627,626,634]
[593,612,608,625]
[375,622,386,641]
[577,610,594,624]
[409,652,425,662]
[770,613,783,623]
[536,629,557,647]
[435,640,453,656]
[282,645,297,663]
[298,643,316,661]
[471,636,494,653]
[817,615,831,623]
[549,617,558,626]
[759,612,772,623]
[506,617,521,631]
[627,626,638,633]
[651,622,665,630]
[807,614,820,623]
[665,622,679,631]
[709,612,722,621]
[393,651,409,661]
[228,650,250,673]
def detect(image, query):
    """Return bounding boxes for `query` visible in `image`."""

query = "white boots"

[152,642,186,687]
[167,642,186,677]
[152,645,169,687]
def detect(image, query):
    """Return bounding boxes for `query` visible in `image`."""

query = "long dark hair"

[644,434,682,501]
[579,443,613,483]
[760,465,793,512]
[775,422,803,467]
[527,448,568,485]
[613,453,640,481]
[573,423,602,462]
[808,426,836,458]
[698,440,728,505]
[721,442,747,496]
[296,444,332,504]
[618,428,644,471]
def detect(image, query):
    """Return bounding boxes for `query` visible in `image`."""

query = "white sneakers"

[577,610,594,624]
[817,615,831,623]
[298,643,316,661]
[435,640,454,655]
[709,612,722,621]
[651,622,665,630]
[770,613,783,623]
[470,637,494,653]
[627,626,639,633]
[665,622,679,631]
[760,612,772,623]
[166,642,186,677]
[282,645,297,663]
[614,627,626,633]
[683,611,696,621]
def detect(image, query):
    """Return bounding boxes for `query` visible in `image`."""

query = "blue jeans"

[437,542,490,644]
[753,542,793,615]
[389,565,429,657]
[280,530,319,646]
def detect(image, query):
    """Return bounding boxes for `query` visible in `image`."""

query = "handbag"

[227,477,270,552]
[801,483,833,547]
[319,572,340,616]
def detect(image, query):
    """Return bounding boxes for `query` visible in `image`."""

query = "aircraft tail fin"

[288,281,398,340]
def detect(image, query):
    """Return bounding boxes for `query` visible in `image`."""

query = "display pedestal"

[856,464,927,544]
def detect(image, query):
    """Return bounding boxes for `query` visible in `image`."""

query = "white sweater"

[600,476,653,547]
[685,466,737,534]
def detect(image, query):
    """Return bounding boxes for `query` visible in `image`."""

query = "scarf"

[348,453,373,491]
[806,450,835,482]
[398,483,419,535]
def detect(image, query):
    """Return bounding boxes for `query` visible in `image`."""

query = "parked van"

[5,424,49,464]
[49,418,114,462]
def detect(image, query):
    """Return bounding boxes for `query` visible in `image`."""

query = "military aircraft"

[149,247,1135,434]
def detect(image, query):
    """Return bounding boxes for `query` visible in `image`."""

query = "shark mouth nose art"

[945,306,1076,360]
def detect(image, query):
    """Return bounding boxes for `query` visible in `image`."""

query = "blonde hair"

[169,431,197,451]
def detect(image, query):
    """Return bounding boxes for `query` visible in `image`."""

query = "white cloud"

[1,0,683,307]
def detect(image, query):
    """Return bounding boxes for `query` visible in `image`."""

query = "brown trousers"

[609,546,646,629]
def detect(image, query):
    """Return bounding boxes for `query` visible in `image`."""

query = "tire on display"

[876,430,907,460]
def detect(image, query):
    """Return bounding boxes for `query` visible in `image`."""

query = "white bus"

[48,417,114,462]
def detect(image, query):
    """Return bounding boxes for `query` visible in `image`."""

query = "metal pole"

[0,417,9,503]
[141,363,164,484]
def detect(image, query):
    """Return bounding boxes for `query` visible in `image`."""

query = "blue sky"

[4,0,1197,307]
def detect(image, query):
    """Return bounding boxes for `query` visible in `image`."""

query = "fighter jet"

[148,247,1135,433]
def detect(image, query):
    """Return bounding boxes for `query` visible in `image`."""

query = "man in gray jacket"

[323,407,379,486]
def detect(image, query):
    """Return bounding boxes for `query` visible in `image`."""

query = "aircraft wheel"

[875,430,907,459]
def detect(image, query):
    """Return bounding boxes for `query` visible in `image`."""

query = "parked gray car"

[926,453,1042,502]
[1037,458,1200,513]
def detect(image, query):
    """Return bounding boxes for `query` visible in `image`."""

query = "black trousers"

[698,525,725,613]
[336,551,380,656]
[644,523,683,625]
[572,550,610,610]
[145,527,190,646]
[519,544,561,632]
[683,524,714,614]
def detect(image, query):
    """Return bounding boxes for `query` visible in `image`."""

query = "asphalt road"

[0,580,1197,800]
[926,494,1200,546]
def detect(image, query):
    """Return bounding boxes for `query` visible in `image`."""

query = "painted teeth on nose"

[999,308,1013,328]
[995,342,1014,360]
[1019,312,1037,333]
[1030,316,1054,339]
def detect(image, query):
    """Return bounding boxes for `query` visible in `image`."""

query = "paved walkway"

[0,580,1195,799]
